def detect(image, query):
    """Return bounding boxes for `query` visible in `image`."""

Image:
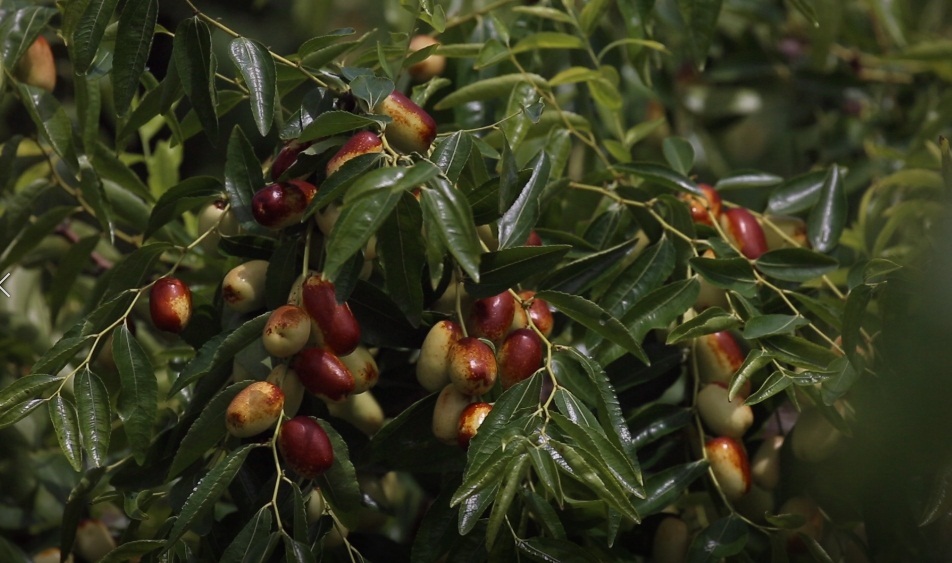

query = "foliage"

[1,0,951,561]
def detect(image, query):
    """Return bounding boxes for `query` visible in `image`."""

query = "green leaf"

[761,334,840,370]
[314,419,363,529]
[296,28,356,57]
[580,0,612,35]
[521,489,566,539]
[168,382,251,479]
[112,0,157,115]
[224,126,265,230]
[265,237,302,310]
[632,460,708,517]
[537,290,647,363]
[430,131,474,184]
[378,194,425,325]
[169,313,270,395]
[689,255,758,294]
[667,307,739,344]
[75,368,111,467]
[369,393,465,472]
[174,17,218,140]
[743,371,791,405]
[421,178,483,282]
[166,443,257,546]
[78,167,114,242]
[350,74,394,110]
[499,151,551,249]
[677,0,724,68]
[298,111,387,143]
[600,236,677,321]
[71,0,120,73]
[767,170,826,214]
[788,0,819,26]
[434,73,549,110]
[501,81,538,150]
[512,6,576,24]
[615,162,700,195]
[0,373,65,411]
[0,7,56,71]
[727,349,774,401]
[741,314,809,339]
[99,540,165,563]
[305,152,383,215]
[220,506,273,563]
[755,248,838,282]
[549,66,603,86]
[282,535,315,563]
[458,483,500,535]
[486,453,528,549]
[470,244,571,299]
[714,171,783,191]
[629,405,694,449]
[550,440,639,521]
[51,394,83,472]
[27,337,90,380]
[17,84,78,170]
[686,515,749,561]
[145,176,221,239]
[662,137,695,175]
[516,537,601,563]
[0,400,44,430]
[807,165,846,252]
[549,412,641,496]
[229,38,277,136]
[538,238,637,295]
[49,235,100,322]
[75,72,102,155]
[113,325,156,465]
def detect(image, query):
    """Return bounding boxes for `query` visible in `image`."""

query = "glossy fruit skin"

[696,383,754,439]
[721,207,769,259]
[407,35,446,81]
[416,320,462,392]
[681,183,723,226]
[751,435,784,490]
[251,180,317,229]
[327,391,385,436]
[705,436,751,502]
[448,337,498,396]
[326,131,383,176]
[693,330,745,386]
[294,348,355,402]
[16,36,56,92]
[761,214,809,251]
[266,364,305,417]
[149,277,192,333]
[339,345,379,394]
[271,140,311,180]
[457,402,492,449]
[197,199,240,254]
[223,260,269,313]
[432,384,473,445]
[695,248,730,311]
[469,291,516,344]
[498,329,544,389]
[263,305,311,358]
[225,381,285,438]
[519,291,554,338]
[279,416,334,479]
[375,90,437,154]
[301,275,361,356]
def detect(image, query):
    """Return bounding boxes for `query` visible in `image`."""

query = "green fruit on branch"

[266,364,306,418]
[338,345,379,394]
[721,207,769,259]
[326,131,383,176]
[432,384,473,445]
[705,436,752,502]
[468,291,516,344]
[302,275,361,356]
[694,249,730,311]
[448,336,498,396]
[149,277,192,333]
[326,391,385,436]
[761,214,809,251]
[751,435,784,490]
[457,401,492,449]
[16,36,56,92]
[497,328,543,390]
[197,199,240,254]
[407,35,446,81]
[278,416,334,479]
[293,347,356,402]
[696,382,754,439]
[375,90,437,154]
[225,381,285,438]
[417,319,463,392]
[251,180,318,229]
[263,305,311,358]
[223,260,269,313]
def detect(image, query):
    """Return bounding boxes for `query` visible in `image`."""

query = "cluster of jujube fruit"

[651,186,839,557]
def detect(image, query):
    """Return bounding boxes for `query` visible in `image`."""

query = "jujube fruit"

[721,207,769,259]
[294,347,355,403]
[16,36,56,92]
[225,381,285,438]
[432,384,473,445]
[223,260,269,313]
[326,131,383,176]
[469,291,516,344]
[149,277,192,333]
[447,337,498,396]
[263,305,311,358]
[278,416,334,479]
[375,90,437,154]
[497,328,543,389]
[251,180,317,229]
[705,436,751,502]
[407,35,446,81]
[416,320,463,392]
[301,275,361,356]
[457,402,492,449]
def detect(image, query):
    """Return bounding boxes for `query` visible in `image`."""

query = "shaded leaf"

[434,73,549,110]
[71,0,120,73]
[421,178,483,282]
[145,176,221,239]
[727,349,774,401]
[498,151,551,250]
[224,126,265,230]
[168,382,251,479]
[537,290,647,363]
[51,394,83,472]
[767,170,826,214]
[538,239,636,295]
[174,17,218,139]
[686,515,749,562]
[615,162,700,195]
[112,0,157,114]
[469,244,571,299]
[169,313,270,395]
[632,460,708,517]
[755,248,838,282]
[75,368,111,467]
[229,38,277,136]
[667,307,739,344]
[742,314,809,339]
[744,371,791,405]
[430,131,474,184]
[16,84,78,170]
[114,325,157,465]
[314,419,362,529]
[99,540,165,563]
[807,165,846,252]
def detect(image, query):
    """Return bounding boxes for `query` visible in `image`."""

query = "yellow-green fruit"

[197,200,240,254]
[327,391,385,436]
[305,489,326,523]
[432,384,472,445]
[223,260,269,313]
[263,305,311,358]
[751,435,784,490]
[266,364,306,417]
[339,346,379,394]
[225,381,285,437]
[696,383,754,439]
[407,35,446,81]
[791,407,842,463]
[416,320,462,392]
[735,483,775,523]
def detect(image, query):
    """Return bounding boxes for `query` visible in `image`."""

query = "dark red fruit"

[498,329,544,389]
[469,292,516,344]
[278,416,334,479]
[271,140,312,180]
[448,337,498,395]
[251,180,318,229]
[526,230,542,246]
[721,207,769,260]
[302,275,361,356]
[293,348,355,402]
[149,277,192,333]
[326,131,383,176]
[519,291,554,338]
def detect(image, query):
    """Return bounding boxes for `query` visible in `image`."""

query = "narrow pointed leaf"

[468,244,571,299]
[755,248,838,282]
[113,325,157,465]
[224,126,265,230]
[17,84,78,170]
[537,290,647,363]
[228,38,276,136]
[174,18,218,140]
[421,178,482,282]
[667,307,739,344]
[168,313,269,395]
[75,368,111,467]
[72,0,120,73]
[51,394,83,471]
[430,131,474,183]
[112,0,157,114]
[499,152,550,249]
[615,162,700,195]
[168,382,251,479]
[807,165,846,252]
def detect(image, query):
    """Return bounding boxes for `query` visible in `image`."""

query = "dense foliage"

[1,0,951,561]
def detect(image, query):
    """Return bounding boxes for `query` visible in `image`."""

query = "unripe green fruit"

[751,435,784,490]
[407,35,446,81]
[266,364,306,417]
[448,337,498,396]
[16,36,56,92]
[696,383,754,439]
[432,384,473,445]
[339,345,379,394]
[149,277,192,333]
[326,131,383,176]
[417,320,463,392]
[278,416,334,479]
[497,328,543,390]
[375,91,437,154]
[223,260,269,313]
[302,275,361,356]
[761,214,809,251]
[468,291,516,344]
[197,199,240,254]
[305,489,326,523]
[294,348,355,402]
[705,436,751,502]
[457,401,492,449]
[225,381,285,438]
[327,391,385,436]
[263,305,311,358]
